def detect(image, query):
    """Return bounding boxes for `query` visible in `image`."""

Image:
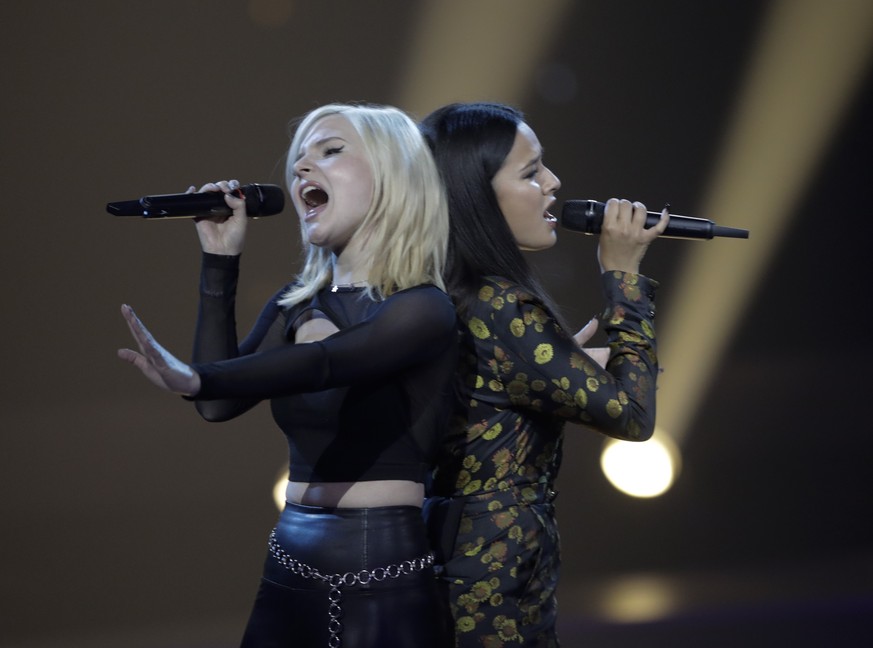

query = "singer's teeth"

[301,185,328,208]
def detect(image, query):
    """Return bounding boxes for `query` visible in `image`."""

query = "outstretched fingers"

[117,305,200,396]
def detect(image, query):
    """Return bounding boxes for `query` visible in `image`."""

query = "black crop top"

[189,253,458,483]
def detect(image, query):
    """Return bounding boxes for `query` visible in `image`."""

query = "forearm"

[191,252,242,363]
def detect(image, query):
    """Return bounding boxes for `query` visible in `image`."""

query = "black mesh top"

[189,253,459,483]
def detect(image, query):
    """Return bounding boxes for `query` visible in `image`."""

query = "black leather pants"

[240,502,452,648]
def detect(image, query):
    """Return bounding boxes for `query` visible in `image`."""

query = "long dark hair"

[420,102,564,322]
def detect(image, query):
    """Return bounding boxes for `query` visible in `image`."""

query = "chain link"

[267,528,435,648]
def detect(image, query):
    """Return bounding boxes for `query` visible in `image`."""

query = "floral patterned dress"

[427,271,660,647]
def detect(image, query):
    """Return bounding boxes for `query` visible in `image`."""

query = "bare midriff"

[284,480,424,508]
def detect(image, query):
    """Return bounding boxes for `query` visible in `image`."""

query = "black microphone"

[106,183,285,219]
[562,200,749,240]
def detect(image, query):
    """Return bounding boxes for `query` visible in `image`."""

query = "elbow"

[604,410,655,442]
[194,401,238,423]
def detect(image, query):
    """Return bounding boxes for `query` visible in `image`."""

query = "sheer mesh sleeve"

[189,252,290,422]
[193,284,458,405]
[473,272,659,441]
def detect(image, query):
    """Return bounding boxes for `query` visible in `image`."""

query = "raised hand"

[117,304,201,396]
[596,198,669,275]
[572,316,609,369]
[190,179,249,255]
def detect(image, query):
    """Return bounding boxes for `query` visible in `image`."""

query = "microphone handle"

[143,192,234,218]
[561,200,749,240]
[106,183,284,218]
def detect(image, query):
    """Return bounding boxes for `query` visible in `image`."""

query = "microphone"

[106,183,285,219]
[561,200,749,240]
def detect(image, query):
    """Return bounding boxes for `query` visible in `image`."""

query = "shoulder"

[472,276,548,314]
[380,284,457,325]
[463,276,565,341]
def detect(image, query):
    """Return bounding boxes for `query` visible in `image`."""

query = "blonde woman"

[119,103,455,647]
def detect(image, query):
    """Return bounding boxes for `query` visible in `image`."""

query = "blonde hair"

[278,103,448,307]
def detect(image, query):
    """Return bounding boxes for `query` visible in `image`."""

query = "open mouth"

[544,210,557,223]
[300,185,329,210]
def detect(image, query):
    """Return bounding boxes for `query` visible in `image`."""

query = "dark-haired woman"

[420,102,668,647]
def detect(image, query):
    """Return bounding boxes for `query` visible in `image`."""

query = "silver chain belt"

[267,527,435,648]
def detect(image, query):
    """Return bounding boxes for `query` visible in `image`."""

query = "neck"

[331,249,370,287]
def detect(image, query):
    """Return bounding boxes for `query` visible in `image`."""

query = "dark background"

[2,1,871,646]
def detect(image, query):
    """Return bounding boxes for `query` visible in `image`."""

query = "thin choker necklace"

[330,280,368,293]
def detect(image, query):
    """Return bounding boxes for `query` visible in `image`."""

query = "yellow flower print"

[475,375,485,388]
[492,447,511,465]
[531,379,546,392]
[490,593,504,606]
[483,422,503,440]
[470,579,495,601]
[464,542,484,557]
[478,285,495,302]
[491,296,505,310]
[530,306,549,324]
[606,398,624,418]
[495,615,521,642]
[456,470,471,489]
[456,591,481,613]
[469,317,490,339]
[569,352,586,371]
[456,616,476,633]
[621,282,642,302]
[463,479,483,495]
[509,318,525,338]
[586,376,600,392]
[609,305,627,326]
[619,330,644,344]
[574,388,588,409]
[552,376,570,390]
[508,525,523,541]
[520,485,537,502]
[492,510,516,530]
[488,379,504,392]
[463,455,482,471]
[534,343,554,364]
[482,635,504,648]
[642,319,655,338]
[506,380,528,401]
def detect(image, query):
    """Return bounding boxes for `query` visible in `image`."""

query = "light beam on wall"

[609,0,873,498]
[396,0,574,116]
[654,0,873,453]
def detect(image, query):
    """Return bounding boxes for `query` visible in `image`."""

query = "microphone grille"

[246,184,285,217]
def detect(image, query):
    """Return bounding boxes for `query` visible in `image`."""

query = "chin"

[520,235,557,252]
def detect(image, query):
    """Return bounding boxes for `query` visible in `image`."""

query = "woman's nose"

[293,156,311,176]
[543,167,561,194]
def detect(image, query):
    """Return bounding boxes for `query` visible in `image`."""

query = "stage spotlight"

[600,431,681,498]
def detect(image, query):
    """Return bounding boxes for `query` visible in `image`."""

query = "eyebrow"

[295,135,348,161]
[521,152,542,172]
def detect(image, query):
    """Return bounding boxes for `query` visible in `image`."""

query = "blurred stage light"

[273,467,288,511]
[598,574,680,623]
[600,431,680,498]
